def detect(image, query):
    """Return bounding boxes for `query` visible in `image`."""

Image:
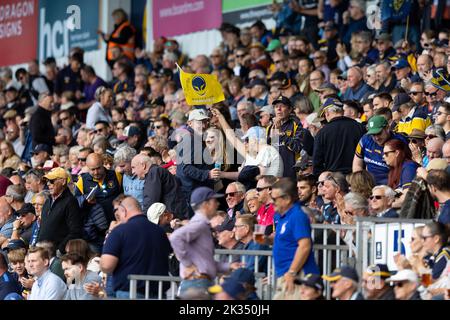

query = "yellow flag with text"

[178,65,225,105]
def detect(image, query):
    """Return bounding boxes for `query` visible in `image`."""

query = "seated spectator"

[323,265,364,300]
[27,246,67,300]
[369,185,398,218]
[243,189,261,215]
[346,170,375,199]
[294,273,325,301]
[421,222,450,281]
[61,253,102,300]
[0,141,21,171]
[0,250,22,300]
[216,229,244,264]
[297,174,321,210]
[227,268,259,300]
[383,139,419,190]
[233,214,269,273]
[362,264,395,300]
[10,203,38,246]
[386,269,421,300]
[0,197,15,247]
[321,172,349,224]
[217,182,246,232]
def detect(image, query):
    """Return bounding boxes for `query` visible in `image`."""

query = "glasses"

[256,186,271,192]
[409,91,423,96]
[226,192,240,197]
[344,210,355,216]
[78,158,87,162]
[60,117,70,121]
[425,91,437,97]
[408,138,422,144]
[392,281,407,288]
[369,195,385,200]
[426,134,437,139]
[46,180,56,185]
[236,54,245,58]
[274,60,285,64]
[316,180,326,187]
[154,125,162,129]
[436,111,449,116]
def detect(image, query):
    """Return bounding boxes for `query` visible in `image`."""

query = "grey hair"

[327,105,344,114]
[237,100,255,113]
[53,144,69,157]
[114,146,137,164]
[163,52,177,62]
[377,61,390,70]
[38,92,51,102]
[425,124,445,140]
[372,185,396,201]
[5,184,26,202]
[344,192,368,212]
[357,31,372,43]
[229,181,246,194]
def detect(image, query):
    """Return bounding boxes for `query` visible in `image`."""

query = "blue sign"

[38,0,99,61]
[393,229,406,255]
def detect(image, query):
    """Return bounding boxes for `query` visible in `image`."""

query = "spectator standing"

[54,52,83,98]
[272,178,319,299]
[29,92,55,148]
[426,169,450,225]
[101,196,171,298]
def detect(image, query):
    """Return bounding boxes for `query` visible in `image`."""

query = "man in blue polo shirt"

[271,178,319,299]
[353,115,407,185]
[100,196,171,299]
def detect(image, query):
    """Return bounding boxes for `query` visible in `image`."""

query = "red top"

[257,203,275,226]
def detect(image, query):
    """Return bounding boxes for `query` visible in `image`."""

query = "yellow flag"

[178,65,225,105]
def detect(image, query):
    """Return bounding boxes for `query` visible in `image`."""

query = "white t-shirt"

[242,145,283,177]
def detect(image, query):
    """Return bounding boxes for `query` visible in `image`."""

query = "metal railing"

[127,218,432,300]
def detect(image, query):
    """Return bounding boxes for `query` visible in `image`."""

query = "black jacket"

[29,106,55,148]
[313,116,365,175]
[38,188,83,253]
[143,165,188,219]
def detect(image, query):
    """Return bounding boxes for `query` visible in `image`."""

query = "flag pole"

[405,15,410,42]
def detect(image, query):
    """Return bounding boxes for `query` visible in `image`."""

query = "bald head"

[121,196,142,216]
[86,153,105,180]
[427,138,445,160]
[0,197,13,226]
[131,154,153,179]
[442,140,450,165]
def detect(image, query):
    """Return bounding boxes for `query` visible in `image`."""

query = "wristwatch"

[288,270,297,276]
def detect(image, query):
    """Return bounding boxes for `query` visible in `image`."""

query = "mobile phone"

[86,185,98,201]
[214,163,221,170]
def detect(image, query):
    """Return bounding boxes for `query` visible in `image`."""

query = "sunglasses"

[236,54,245,58]
[316,180,326,187]
[425,134,436,139]
[369,195,384,200]
[226,192,240,197]
[391,281,407,288]
[274,60,284,64]
[424,91,437,97]
[256,186,271,192]
[78,158,87,162]
[408,138,422,144]
[409,91,423,96]
[154,125,162,129]
[46,180,56,185]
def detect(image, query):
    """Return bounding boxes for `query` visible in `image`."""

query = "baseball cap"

[256,105,274,116]
[266,39,282,52]
[272,95,292,108]
[322,265,359,283]
[364,264,391,279]
[32,144,52,155]
[188,108,210,121]
[269,71,291,89]
[386,269,418,283]
[293,153,313,170]
[294,273,324,291]
[392,58,410,70]
[208,279,246,300]
[3,109,17,119]
[392,93,411,112]
[241,126,267,140]
[228,268,256,286]
[426,158,448,171]
[147,202,167,225]
[16,203,36,216]
[366,115,388,135]
[318,97,344,117]
[190,187,223,207]
[44,167,68,180]
[4,239,27,252]
[122,125,141,138]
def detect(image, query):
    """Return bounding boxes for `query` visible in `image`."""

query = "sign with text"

[222,0,273,25]
[0,0,39,67]
[38,0,99,61]
[152,0,222,38]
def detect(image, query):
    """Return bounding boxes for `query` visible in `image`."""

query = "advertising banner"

[222,0,273,25]
[0,0,39,67]
[38,0,99,61]
[152,0,222,38]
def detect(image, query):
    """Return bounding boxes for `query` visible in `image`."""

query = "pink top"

[257,203,275,226]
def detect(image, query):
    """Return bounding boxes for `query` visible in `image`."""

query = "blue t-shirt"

[355,132,407,185]
[0,271,21,300]
[273,202,319,277]
[438,200,450,225]
[399,160,419,189]
[102,215,171,294]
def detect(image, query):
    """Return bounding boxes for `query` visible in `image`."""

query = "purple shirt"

[83,77,107,102]
[169,212,229,280]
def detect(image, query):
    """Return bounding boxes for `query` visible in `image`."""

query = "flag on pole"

[177,64,225,105]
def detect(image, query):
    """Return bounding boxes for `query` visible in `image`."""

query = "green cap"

[266,39,282,52]
[366,115,388,135]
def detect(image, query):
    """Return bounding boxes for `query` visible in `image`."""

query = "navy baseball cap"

[190,187,223,207]
[208,279,246,300]
[392,58,409,70]
[246,78,267,89]
[228,268,256,286]
[322,265,359,283]
[294,273,324,291]
[272,95,292,108]
[4,239,27,252]
[392,93,411,112]
[364,264,391,279]
[32,144,52,155]
[16,203,36,216]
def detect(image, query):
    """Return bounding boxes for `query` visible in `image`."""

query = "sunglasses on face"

[256,186,271,192]
[424,91,437,97]
[425,134,436,139]
[226,192,240,197]
[369,195,384,200]
[391,281,407,288]
[78,158,87,162]
[409,91,423,96]
[408,138,422,144]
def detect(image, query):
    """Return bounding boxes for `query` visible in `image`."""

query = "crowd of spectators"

[0,2,449,300]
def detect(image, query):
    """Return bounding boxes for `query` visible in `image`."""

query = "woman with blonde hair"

[346,170,376,199]
[0,140,21,170]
